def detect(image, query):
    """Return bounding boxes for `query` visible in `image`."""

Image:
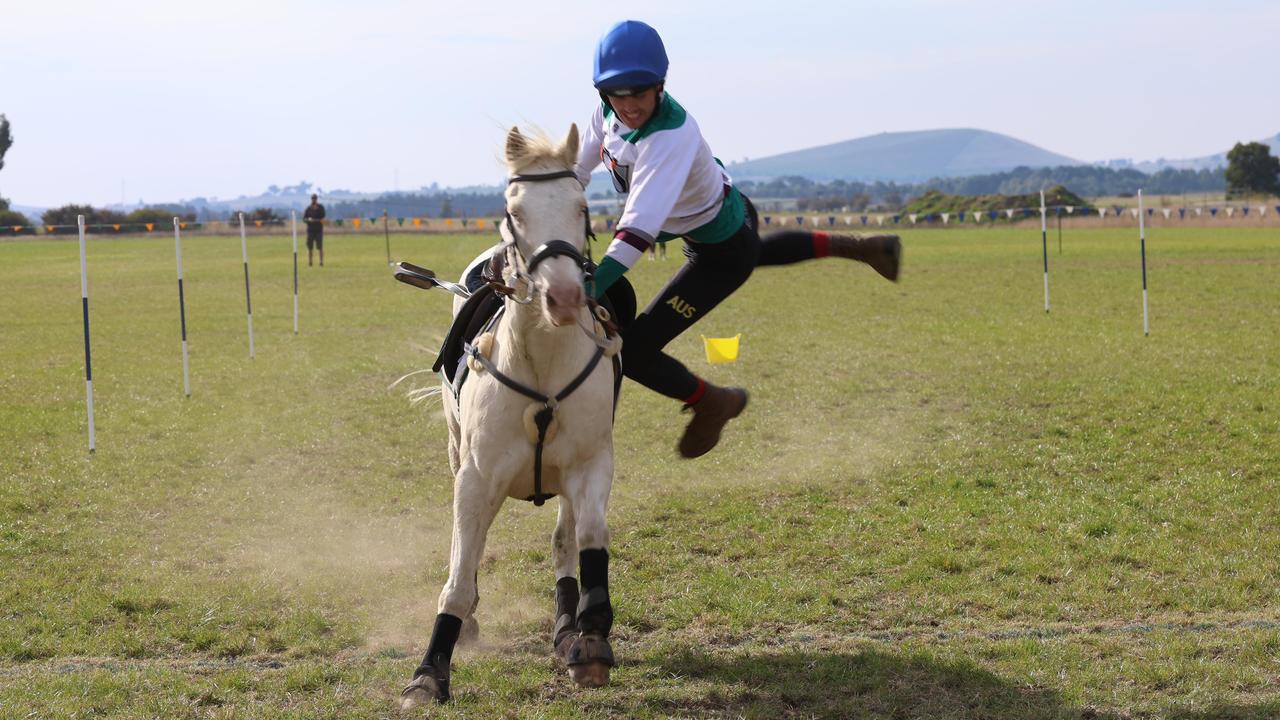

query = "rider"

[576,20,901,459]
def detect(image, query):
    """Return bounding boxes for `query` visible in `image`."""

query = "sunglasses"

[603,85,657,98]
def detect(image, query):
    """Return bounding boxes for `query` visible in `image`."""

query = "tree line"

[735,164,1230,212]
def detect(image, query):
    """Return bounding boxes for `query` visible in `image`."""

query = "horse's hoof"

[399,674,448,710]
[459,615,480,646]
[569,661,611,688]
[566,633,614,687]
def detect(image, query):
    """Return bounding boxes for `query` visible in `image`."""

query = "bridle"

[482,170,598,302]
[464,169,618,507]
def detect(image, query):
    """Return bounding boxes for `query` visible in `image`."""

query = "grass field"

[1,225,1277,719]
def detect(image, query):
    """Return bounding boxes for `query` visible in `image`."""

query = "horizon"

[3,0,1278,208]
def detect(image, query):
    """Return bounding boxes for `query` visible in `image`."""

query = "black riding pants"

[621,197,824,401]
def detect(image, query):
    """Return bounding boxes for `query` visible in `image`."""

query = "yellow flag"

[445,219,453,227]
[112,224,121,231]
[46,225,54,233]
[145,223,154,232]
[702,334,742,364]
[412,218,422,227]
[179,223,187,230]
[353,218,363,228]
[254,220,263,228]
[11,226,21,233]
[476,219,485,228]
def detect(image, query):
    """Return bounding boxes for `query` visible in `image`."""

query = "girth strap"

[465,341,606,506]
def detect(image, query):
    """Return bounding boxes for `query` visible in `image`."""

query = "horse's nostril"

[547,295,558,306]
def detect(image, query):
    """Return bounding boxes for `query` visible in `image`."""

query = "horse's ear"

[560,123,579,167]
[505,126,528,166]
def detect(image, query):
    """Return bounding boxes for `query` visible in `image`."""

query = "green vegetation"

[2,228,1278,718]
[0,114,26,234]
[922,164,1225,198]
[1226,142,1280,198]
[902,185,1090,217]
[0,113,12,174]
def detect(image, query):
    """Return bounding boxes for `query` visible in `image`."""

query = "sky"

[2,0,1277,208]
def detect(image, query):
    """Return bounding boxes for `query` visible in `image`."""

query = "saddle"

[431,264,636,407]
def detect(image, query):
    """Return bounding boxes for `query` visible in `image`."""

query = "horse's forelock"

[506,128,571,174]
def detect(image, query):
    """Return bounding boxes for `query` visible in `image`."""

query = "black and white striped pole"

[1139,189,1150,336]
[291,210,299,335]
[239,213,255,357]
[1040,190,1050,313]
[174,218,191,396]
[78,215,96,452]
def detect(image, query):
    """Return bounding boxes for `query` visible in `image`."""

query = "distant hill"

[1134,132,1280,173]
[723,128,1083,183]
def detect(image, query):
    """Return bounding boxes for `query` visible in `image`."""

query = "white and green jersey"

[575,94,745,296]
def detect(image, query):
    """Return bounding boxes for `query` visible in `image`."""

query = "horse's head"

[502,125,588,328]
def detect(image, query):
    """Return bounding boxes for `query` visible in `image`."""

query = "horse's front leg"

[564,450,615,688]
[552,495,580,662]
[401,461,504,709]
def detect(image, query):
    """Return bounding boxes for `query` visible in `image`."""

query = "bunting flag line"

[14,200,1278,239]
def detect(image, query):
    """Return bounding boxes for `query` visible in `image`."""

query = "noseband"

[483,171,597,298]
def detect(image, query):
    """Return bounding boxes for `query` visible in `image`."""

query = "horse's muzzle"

[546,285,586,326]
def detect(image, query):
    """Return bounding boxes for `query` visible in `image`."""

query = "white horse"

[401,125,620,710]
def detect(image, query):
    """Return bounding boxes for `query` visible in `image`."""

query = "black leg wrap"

[553,576,581,652]
[555,576,580,621]
[576,549,612,636]
[415,613,462,680]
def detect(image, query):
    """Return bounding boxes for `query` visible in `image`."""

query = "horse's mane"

[505,127,574,174]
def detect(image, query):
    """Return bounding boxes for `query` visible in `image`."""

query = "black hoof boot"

[567,633,615,687]
[402,613,461,709]
[553,575,580,663]
[400,660,450,709]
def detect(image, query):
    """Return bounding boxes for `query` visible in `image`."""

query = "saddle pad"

[432,283,503,384]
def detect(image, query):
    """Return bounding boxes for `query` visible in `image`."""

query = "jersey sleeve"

[616,128,698,240]
[574,104,605,188]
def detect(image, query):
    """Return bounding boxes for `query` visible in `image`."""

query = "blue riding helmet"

[593,20,668,93]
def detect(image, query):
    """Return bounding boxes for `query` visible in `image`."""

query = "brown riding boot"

[678,384,749,459]
[828,233,902,282]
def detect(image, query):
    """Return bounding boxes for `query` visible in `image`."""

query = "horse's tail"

[390,369,443,406]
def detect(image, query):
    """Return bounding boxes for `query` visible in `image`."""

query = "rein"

[472,170,612,506]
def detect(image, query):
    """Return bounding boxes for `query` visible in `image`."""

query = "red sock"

[813,231,831,258]
[684,378,707,406]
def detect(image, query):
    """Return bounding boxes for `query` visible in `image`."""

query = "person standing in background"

[303,193,326,267]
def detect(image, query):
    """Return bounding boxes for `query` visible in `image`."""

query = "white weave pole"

[78,215,96,452]
[174,218,191,396]
[1040,190,1050,313]
[1139,190,1150,336]
[239,213,255,358]
[291,210,299,335]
